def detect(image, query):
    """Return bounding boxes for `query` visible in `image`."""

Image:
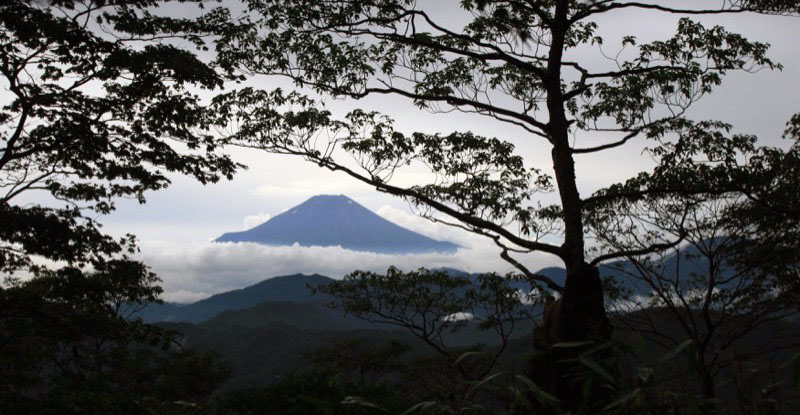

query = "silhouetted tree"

[211,0,798,403]
[318,267,535,375]
[0,1,240,411]
[1,0,238,275]
[588,115,800,412]
[0,262,231,414]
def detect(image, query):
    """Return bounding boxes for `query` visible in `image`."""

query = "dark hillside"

[134,274,334,323]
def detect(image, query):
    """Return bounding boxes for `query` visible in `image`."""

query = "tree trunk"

[524,1,613,409]
[527,262,612,412]
[561,262,612,343]
[700,368,717,414]
[542,0,610,347]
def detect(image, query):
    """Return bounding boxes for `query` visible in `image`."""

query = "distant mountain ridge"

[133,267,621,324]
[135,269,530,324]
[133,274,334,323]
[215,194,460,254]
[136,242,727,324]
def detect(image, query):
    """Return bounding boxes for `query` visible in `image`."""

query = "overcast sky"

[94,2,800,302]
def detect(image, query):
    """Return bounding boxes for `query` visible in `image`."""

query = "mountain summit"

[215,194,460,254]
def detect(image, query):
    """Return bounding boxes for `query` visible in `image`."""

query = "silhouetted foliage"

[3,1,798,413]
[317,267,536,365]
[0,1,239,411]
[0,262,231,414]
[211,0,799,406]
[1,0,238,275]
[583,112,800,409]
[212,0,796,358]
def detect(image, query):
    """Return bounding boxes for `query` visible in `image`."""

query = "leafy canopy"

[1,0,240,275]
[1,1,240,411]
[212,0,795,292]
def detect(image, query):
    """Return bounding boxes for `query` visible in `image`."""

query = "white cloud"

[162,289,212,304]
[444,312,474,322]
[137,239,560,304]
[375,205,490,248]
[242,212,271,229]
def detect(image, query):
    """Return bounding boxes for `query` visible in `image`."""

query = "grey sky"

[94,2,799,302]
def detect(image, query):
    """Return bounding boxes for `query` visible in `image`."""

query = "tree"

[212,0,798,388]
[1,1,240,411]
[317,267,536,376]
[723,113,800,288]
[0,262,231,414]
[584,113,800,411]
[1,0,238,276]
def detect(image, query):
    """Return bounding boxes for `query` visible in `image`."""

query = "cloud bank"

[139,241,553,303]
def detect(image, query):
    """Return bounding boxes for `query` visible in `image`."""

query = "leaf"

[342,396,388,412]
[629,332,649,358]
[508,386,532,410]
[637,366,654,383]
[760,381,785,397]
[515,375,561,406]
[467,371,507,397]
[658,339,694,364]
[170,400,200,408]
[778,351,800,389]
[400,401,441,415]
[578,356,616,385]
[454,351,491,366]
[551,341,594,349]
[603,388,641,411]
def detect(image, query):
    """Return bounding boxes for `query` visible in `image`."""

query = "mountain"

[133,274,334,323]
[135,241,726,324]
[532,239,741,297]
[135,269,513,324]
[204,301,372,331]
[215,194,460,254]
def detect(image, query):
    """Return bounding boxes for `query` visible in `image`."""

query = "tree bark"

[525,2,613,409]
[527,263,611,412]
[700,366,717,413]
[541,0,612,347]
